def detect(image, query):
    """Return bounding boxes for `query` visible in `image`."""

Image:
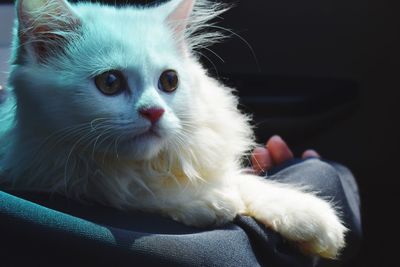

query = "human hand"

[251,135,320,175]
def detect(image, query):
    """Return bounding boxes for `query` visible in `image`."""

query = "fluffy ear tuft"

[16,0,81,62]
[166,0,195,40]
[162,0,231,53]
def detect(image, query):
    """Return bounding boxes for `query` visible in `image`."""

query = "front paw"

[256,197,347,258]
[291,208,347,259]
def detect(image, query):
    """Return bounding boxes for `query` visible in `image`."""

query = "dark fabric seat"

[0,159,362,267]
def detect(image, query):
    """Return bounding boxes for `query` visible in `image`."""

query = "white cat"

[0,0,346,258]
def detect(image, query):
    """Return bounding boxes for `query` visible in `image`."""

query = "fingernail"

[271,135,285,143]
[304,150,320,158]
[266,135,282,149]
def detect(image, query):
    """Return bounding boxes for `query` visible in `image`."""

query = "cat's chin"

[117,131,166,160]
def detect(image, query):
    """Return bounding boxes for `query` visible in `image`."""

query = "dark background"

[204,2,399,265]
[211,2,400,267]
[2,0,400,266]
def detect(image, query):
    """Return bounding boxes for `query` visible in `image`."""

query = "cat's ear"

[165,0,195,36]
[16,0,81,62]
[162,0,195,50]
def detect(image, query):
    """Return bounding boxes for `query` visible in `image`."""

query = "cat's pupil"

[106,74,117,87]
[159,70,178,93]
[94,70,125,96]
[166,72,174,84]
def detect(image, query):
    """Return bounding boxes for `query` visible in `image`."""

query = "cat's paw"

[291,208,347,259]
[255,195,347,258]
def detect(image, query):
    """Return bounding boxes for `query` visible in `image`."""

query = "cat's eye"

[95,70,126,95]
[158,70,179,93]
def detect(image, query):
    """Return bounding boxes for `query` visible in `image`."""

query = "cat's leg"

[236,174,347,259]
[161,185,245,228]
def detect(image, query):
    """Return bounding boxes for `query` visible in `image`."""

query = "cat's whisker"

[201,46,225,63]
[90,117,109,130]
[91,126,114,159]
[95,128,120,165]
[113,132,126,160]
[207,25,261,72]
[25,124,93,174]
[63,128,98,192]
[196,51,219,77]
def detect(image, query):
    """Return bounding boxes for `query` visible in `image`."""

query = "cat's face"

[12,0,197,160]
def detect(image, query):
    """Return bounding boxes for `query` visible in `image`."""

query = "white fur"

[0,0,346,258]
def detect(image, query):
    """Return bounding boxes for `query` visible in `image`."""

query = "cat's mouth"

[134,126,162,140]
[118,125,165,148]
[140,128,161,138]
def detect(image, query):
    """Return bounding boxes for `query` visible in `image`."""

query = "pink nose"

[139,107,165,124]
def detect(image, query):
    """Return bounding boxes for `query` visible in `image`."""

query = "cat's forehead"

[77,4,157,24]
[75,4,169,42]
[69,4,180,73]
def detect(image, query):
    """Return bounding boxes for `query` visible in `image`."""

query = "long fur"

[0,0,346,258]
[1,0,253,209]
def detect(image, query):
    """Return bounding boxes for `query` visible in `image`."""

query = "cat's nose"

[139,107,165,124]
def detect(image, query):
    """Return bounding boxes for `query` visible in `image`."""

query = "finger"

[251,147,273,174]
[266,135,294,165]
[302,149,321,159]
